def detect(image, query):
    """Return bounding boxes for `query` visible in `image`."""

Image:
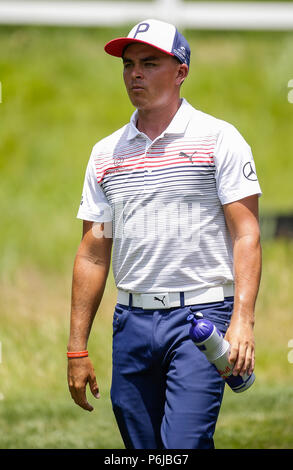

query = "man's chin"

[127,92,150,109]
[129,97,147,109]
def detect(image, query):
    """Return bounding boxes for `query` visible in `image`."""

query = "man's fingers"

[249,352,255,376]
[69,384,94,412]
[228,343,238,366]
[231,342,255,376]
[241,344,254,376]
[89,374,100,399]
[232,342,247,376]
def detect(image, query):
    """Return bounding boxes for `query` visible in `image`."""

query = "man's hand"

[224,317,255,377]
[67,357,100,412]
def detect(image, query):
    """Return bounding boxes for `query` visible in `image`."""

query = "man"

[67,19,262,449]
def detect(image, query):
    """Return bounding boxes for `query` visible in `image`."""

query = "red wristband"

[67,350,88,358]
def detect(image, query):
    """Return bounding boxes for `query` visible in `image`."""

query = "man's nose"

[131,64,143,79]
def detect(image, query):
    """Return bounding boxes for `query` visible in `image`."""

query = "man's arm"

[223,194,262,377]
[67,220,113,411]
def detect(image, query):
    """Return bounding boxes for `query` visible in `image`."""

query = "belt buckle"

[141,293,170,309]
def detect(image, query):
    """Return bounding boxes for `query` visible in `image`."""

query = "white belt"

[117,285,234,310]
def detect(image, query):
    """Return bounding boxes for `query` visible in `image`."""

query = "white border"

[0,1,293,30]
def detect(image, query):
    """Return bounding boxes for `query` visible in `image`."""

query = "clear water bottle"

[187,311,255,393]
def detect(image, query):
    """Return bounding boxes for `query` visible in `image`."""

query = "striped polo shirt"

[77,98,261,293]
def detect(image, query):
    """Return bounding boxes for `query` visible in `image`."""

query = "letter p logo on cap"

[133,22,150,38]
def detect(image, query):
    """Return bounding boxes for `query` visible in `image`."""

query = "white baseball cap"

[104,19,190,67]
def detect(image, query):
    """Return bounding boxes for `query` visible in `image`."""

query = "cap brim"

[104,37,175,59]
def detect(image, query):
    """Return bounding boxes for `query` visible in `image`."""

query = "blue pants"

[110,297,233,449]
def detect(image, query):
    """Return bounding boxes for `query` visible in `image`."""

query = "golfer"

[67,19,262,449]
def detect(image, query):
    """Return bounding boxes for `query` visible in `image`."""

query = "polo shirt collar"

[126,98,193,141]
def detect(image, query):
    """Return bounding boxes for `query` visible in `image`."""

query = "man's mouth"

[131,85,144,91]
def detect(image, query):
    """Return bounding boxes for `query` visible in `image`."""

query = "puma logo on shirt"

[179,150,197,163]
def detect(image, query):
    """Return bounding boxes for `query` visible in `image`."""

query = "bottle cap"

[187,313,214,343]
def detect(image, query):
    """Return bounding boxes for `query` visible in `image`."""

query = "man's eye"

[145,62,155,67]
[123,63,132,69]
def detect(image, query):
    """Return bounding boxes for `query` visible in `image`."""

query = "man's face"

[122,43,187,111]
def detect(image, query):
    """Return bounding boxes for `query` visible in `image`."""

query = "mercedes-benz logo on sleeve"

[243,161,258,181]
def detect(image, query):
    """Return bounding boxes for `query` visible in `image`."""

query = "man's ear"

[176,63,189,86]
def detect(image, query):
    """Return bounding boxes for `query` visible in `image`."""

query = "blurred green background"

[0,22,293,449]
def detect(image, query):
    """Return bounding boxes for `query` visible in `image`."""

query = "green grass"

[0,26,293,449]
[216,386,293,449]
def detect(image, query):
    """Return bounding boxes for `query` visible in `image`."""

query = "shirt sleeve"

[76,148,113,222]
[214,123,262,205]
